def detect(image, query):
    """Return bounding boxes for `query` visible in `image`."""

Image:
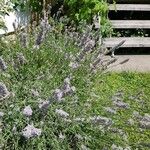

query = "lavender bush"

[0,7,149,150]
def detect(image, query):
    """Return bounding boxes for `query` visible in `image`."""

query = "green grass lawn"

[0,32,150,149]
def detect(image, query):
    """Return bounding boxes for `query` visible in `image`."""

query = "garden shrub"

[64,0,112,36]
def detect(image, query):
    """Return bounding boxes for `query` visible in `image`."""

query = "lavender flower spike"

[53,89,64,102]
[0,82,10,100]
[0,57,7,71]
[55,109,69,118]
[38,100,50,110]
[16,53,27,65]
[22,124,42,139]
[22,105,33,117]
[20,32,28,48]
[89,116,113,126]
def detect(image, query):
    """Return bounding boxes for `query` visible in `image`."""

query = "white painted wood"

[103,37,150,47]
[111,20,150,29]
[0,11,28,35]
[109,4,150,11]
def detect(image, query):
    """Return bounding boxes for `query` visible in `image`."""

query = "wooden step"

[111,20,150,29]
[103,37,150,47]
[109,4,150,11]
[108,0,150,4]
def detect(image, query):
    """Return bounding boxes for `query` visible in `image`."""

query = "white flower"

[0,112,4,117]
[22,124,41,139]
[55,109,69,118]
[22,105,33,117]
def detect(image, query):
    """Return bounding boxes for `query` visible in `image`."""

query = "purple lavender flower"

[33,17,50,49]
[0,57,7,71]
[16,53,27,65]
[113,100,129,109]
[84,39,95,52]
[62,78,71,93]
[0,82,9,100]
[69,61,79,69]
[61,78,76,95]
[22,105,33,117]
[38,100,50,110]
[139,121,150,129]
[104,107,117,114]
[139,114,150,129]
[53,89,64,102]
[55,109,69,118]
[20,32,28,48]
[89,116,113,126]
[34,29,44,49]
[22,124,42,139]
